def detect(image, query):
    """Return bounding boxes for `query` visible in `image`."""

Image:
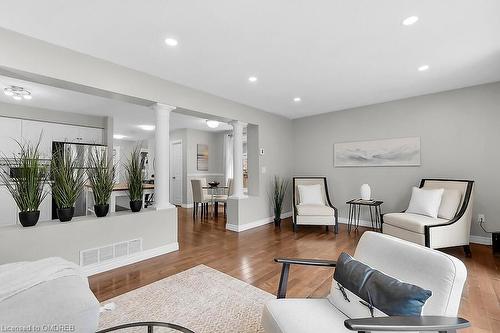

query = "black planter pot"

[274,217,282,227]
[19,210,40,227]
[130,200,143,212]
[94,204,110,217]
[57,207,75,222]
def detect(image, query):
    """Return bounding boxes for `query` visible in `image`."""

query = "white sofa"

[383,179,474,256]
[0,258,100,332]
[261,232,469,333]
[292,177,338,233]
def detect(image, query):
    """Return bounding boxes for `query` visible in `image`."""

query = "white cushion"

[406,187,444,218]
[297,184,324,205]
[353,232,467,316]
[437,189,462,220]
[296,204,333,216]
[383,212,448,234]
[262,298,351,333]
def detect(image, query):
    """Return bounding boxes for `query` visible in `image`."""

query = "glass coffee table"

[97,321,195,333]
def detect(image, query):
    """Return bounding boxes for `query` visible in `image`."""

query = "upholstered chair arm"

[274,258,336,298]
[344,316,470,333]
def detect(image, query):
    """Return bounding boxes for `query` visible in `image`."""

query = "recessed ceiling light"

[206,120,220,128]
[248,76,258,83]
[164,38,178,47]
[418,65,430,72]
[138,124,155,131]
[293,97,301,102]
[402,16,419,26]
[113,134,126,140]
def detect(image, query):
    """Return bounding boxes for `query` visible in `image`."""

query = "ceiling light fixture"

[293,97,301,102]
[418,65,430,72]
[164,38,178,46]
[248,76,258,83]
[113,134,127,140]
[206,120,220,129]
[402,16,419,26]
[4,86,32,101]
[138,124,155,131]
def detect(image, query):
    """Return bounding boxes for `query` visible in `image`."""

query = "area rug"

[98,265,274,332]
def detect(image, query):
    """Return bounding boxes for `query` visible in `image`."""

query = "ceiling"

[0,75,231,140]
[0,1,499,119]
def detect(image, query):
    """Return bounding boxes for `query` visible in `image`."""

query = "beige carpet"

[98,265,274,332]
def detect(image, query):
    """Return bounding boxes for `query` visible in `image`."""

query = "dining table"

[202,185,228,217]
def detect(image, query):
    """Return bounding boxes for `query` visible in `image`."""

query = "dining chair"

[191,179,210,218]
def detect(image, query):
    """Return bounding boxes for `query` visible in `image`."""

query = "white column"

[153,103,176,210]
[230,120,245,198]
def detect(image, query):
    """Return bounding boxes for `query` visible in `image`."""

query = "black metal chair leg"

[277,263,290,298]
[193,202,197,218]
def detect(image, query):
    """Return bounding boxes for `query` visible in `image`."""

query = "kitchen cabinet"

[20,120,52,159]
[0,117,22,157]
[21,120,104,159]
[0,185,18,226]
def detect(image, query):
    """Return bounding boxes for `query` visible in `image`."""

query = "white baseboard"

[226,211,292,232]
[180,203,193,208]
[337,217,374,228]
[83,242,179,276]
[469,235,492,245]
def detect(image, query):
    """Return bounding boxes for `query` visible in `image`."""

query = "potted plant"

[125,146,145,212]
[0,140,49,227]
[271,176,289,227]
[87,149,115,217]
[51,147,86,222]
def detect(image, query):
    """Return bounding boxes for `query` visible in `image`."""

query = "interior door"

[170,141,182,205]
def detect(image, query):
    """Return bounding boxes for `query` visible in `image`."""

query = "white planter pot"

[360,184,371,200]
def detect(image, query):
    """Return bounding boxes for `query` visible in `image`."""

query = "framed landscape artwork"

[197,144,209,171]
[334,137,421,167]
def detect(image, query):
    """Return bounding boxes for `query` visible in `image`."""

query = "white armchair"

[293,177,338,233]
[382,179,474,256]
[262,232,469,333]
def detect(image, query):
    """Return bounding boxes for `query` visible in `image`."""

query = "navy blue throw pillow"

[334,252,432,316]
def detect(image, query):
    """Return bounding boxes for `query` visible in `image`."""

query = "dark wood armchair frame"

[274,258,470,333]
[292,177,339,234]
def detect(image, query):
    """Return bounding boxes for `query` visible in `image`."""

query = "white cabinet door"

[39,185,52,222]
[21,120,52,159]
[51,123,78,143]
[0,117,22,157]
[0,186,18,226]
[78,127,103,144]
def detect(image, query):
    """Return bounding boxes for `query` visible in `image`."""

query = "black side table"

[346,199,383,232]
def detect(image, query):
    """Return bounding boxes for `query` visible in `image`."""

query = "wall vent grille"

[79,238,143,267]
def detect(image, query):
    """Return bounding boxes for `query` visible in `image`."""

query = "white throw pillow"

[298,184,324,205]
[437,189,462,220]
[406,187,444,218]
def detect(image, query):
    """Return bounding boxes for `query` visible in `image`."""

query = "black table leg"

[369,206,375,230]
[348,204,353,233]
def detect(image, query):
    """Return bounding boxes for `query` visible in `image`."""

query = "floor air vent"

[80,238,143,267]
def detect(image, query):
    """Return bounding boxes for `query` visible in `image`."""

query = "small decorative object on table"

[346,198,383,232]
[0,138,49,227]
[360,183,371,200]
[271,176,289,227]
[208,181,220,188]
[125,146,144,212]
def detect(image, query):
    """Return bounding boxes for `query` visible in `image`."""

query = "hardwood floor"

[89,207,500,333]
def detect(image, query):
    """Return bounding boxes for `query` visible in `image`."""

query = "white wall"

[0,27,294,227]
[292,82,500,238]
